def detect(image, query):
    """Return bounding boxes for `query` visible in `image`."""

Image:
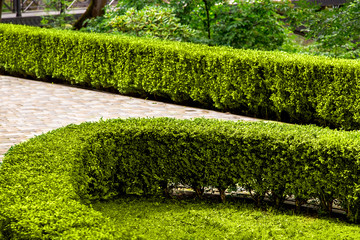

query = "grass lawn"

[92,195,360,240]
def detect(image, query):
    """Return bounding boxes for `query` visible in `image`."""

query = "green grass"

[92,196,360,240]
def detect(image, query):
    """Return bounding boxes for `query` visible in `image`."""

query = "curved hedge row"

[1,118,360,238]
[0,24,360,129]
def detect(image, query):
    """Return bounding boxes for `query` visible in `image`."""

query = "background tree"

[307,0,360,58]
[0,0,3,22]
[81,0,290,51]
[91,0,224,40]
[167,0,224,40]
[281,0,360,58]
[211,0,288,50]
[73,0,108,29]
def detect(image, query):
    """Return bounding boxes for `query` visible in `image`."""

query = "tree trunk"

[219,188,226,203]
[73,0,107,30]
[0,0,3,23]
[194,187,204,199]
[202,0,211,39]
[295,197,307,213]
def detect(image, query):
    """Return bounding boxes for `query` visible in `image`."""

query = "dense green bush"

[0,123,118,239]
[107,6,200,42]
[2,118,360,238]
[93,0,223,42]
[0,24,360,129]
[211,0,288,50]
[81,3,201,42]
[82,0,290,50]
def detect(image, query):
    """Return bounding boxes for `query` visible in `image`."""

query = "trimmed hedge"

[1,118,360,238]
[0,24,360,129]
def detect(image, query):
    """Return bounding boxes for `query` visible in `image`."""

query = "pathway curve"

[0,75,258,161]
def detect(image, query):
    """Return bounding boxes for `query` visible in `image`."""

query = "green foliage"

[81,5,124,33]
[81,0,166,34]
[281,0,360,59]
[82,0,290,50]
[41,0,75,29]
[0,123,118,239]
[310,0,360,59]
[211,0,288,50]
[82,4,200,42]
[0,24,360,129]
[113,0,224,40]
[108,5,200,41]
[2,118,360,238]
[116,0,164,11]
[41,12,76,29]
[94,196,360,239]
[82,0,225,44]
[168,0,222,39]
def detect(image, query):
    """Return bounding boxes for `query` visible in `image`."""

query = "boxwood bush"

[0,24,360,129]
[1,118,360,238]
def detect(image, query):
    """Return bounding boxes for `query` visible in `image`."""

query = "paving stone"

[0,75,259,162]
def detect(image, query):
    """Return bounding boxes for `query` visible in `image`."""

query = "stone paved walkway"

[0,75,258,161]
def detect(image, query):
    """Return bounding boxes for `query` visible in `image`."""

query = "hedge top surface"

[1,24,358,68]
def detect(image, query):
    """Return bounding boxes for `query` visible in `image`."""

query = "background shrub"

[281,0,360,59]
[211,0,288,50]
[82,0,290,50]
[107,5,200,42]
[43,0,359,59]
